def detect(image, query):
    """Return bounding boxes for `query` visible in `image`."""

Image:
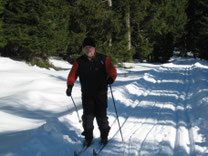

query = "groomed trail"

[0,56,207,156]
[98,57,207,156]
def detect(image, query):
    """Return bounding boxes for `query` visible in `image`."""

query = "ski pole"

[71,96,82,123]
[109,84,124,142]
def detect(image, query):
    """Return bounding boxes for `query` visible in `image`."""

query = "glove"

[66,85,72,96]
[107,77,114,84]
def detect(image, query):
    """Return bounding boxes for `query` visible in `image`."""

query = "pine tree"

[196,0,208,59]
[129,0,153,60]
[66,0,130,64]
[154,0,188,62]
[0,0,7,49]
[107,0,135,63]
[67,0,113,62]
[141,0,188,62]
[193,0,208,59]
[2,0,70,62]
[185,0,196,54]
[185,0,208,59]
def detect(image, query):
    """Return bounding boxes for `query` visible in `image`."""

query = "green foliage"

[114,0,188,62]
[137,34,154,59]
[67,0,114,62]
[0,0,7,48]
[139,0,187,62]
[67,0,131,64]
[96,39,134,64]
[1,0,70,61]
[2,0,207,67]
[186,0,208,59]
[130,0,152,60]
[30,57,57,70]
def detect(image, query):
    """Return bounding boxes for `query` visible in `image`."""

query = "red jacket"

[67,53,117,96]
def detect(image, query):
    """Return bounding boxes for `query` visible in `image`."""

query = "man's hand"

[107,77,114,84]
[66,85,72,96]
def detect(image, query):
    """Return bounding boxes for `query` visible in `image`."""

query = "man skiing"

[66,37,117,147]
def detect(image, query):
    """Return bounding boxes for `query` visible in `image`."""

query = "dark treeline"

[0,0,207,68]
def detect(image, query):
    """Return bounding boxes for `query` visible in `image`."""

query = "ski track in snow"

[0,57,208,156]
[100,59,207,156]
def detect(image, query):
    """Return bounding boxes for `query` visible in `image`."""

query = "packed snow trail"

[0,56,208,156]
[99,58,207,156]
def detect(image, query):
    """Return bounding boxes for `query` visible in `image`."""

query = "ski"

[92,143,107,156]
[74,144,90,156]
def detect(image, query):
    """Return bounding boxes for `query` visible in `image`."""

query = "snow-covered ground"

[0,56,207,156]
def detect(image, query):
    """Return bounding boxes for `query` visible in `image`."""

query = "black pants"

[82,93,110,139]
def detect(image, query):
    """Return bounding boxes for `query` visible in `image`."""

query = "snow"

[0,56,208,156]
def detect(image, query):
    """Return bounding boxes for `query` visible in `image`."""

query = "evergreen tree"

[2,0,70,62]
[105,0,136,63]
[130,0,153,60]
[187,0,208,59]
[0,0,7,49]
[185,0,196,54]
[67,0,131,64]
[67,0,113,62]
[109,0,134,62]
[117,0,188,62]
[196,0,208,59]
[152,0,188,62]
[139,0,188,62]
[0,0,192,66]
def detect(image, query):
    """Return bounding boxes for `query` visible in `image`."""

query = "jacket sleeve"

[105,57,117,81]
[67,61,79,86]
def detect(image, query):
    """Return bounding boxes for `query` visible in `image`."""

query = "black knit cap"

[82,37,96,47]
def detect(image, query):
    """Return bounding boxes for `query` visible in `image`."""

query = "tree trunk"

[107,0,112,8]
[108,0,112,47]
[126,4,131,51]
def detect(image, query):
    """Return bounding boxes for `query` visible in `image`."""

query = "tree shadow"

[1,57,207,155]
[105,58,208,155]
[0,117,81,156]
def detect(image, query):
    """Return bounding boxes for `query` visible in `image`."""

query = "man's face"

[83,45,95,58]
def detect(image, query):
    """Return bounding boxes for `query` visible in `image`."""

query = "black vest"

[77,53,107,96]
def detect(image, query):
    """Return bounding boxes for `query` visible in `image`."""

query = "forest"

[0,0,208,68]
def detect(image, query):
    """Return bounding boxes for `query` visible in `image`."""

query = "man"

[66,37,117,147]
